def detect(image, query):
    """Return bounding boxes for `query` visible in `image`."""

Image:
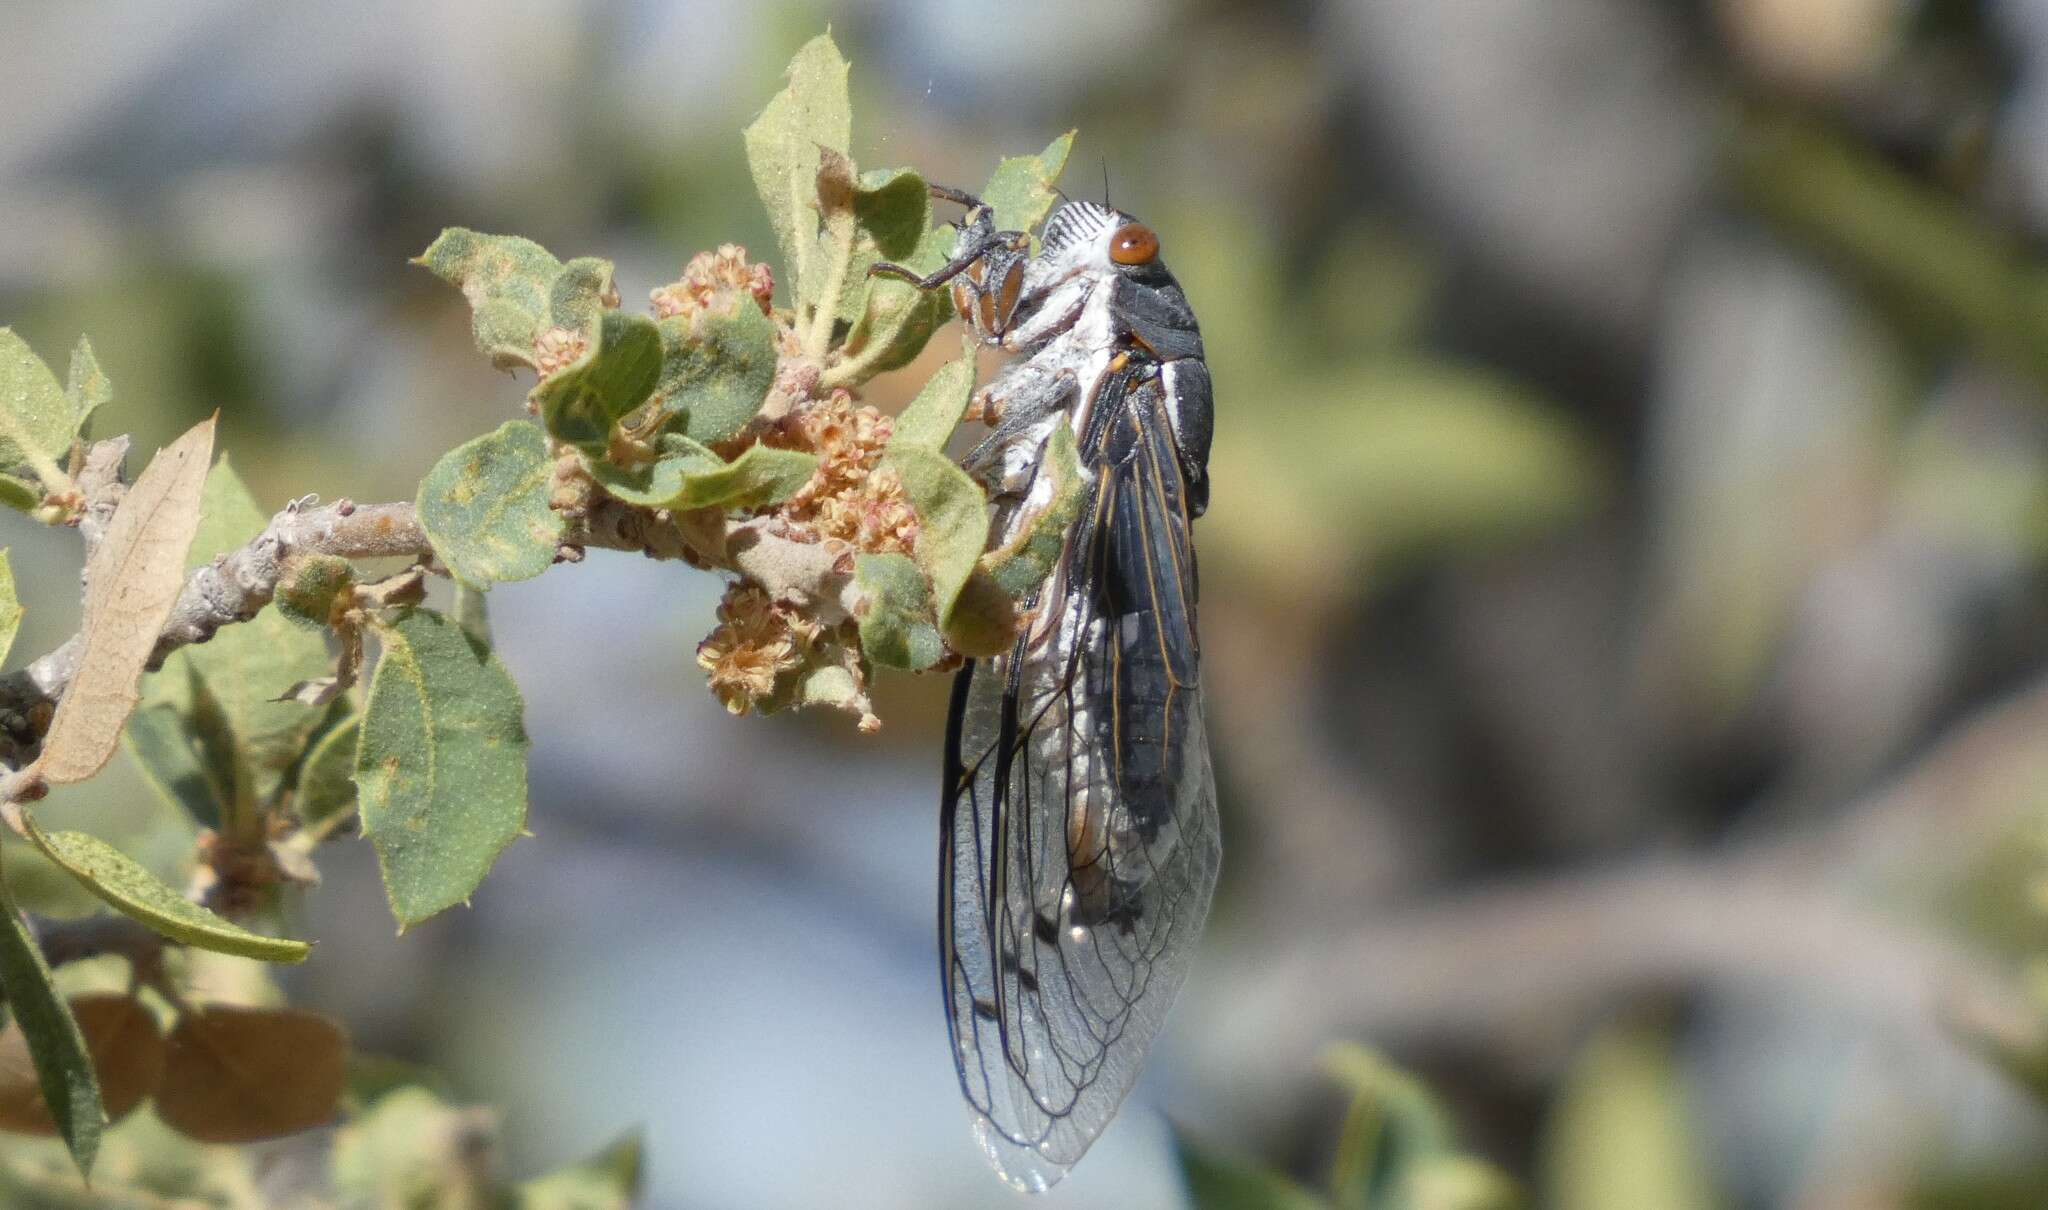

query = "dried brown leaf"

[0,994,165,1135]
[36,416,216,785]
[156,1004,346,1143]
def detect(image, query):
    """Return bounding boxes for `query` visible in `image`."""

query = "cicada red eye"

[1109,223,1159,265]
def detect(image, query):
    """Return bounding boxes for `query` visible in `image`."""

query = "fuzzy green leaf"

[0,477,37,514]
[842,225,955,379]
[0,330,77,481]
[744,34,852,310]
[855,167,933,261]
[854,553,943,671]
[983,131,1076,236]
[415,229,580,371]
[589,435,814,512]
[141,459,334,826]
[647,303,779,444]
[672,442,816,511]
[515,1129,645,1210]
[356,608,530,928]
[417,420,563,587]
[882,445,990,632]
[586,432,723,507]
[415,232,616,375]
[275,554,355,629]
[21,818,312,963]
[0,550,19,668]
[796,662,863,714]
[890,355,975,450]
[982,422,1084,602]
[548,257,616,336]
[534,313,662,454]
[63,338,111,439]
[296,713,360,841]
[829,166,937,325]
[0,851,102,1176]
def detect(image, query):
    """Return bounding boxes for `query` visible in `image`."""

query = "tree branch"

[0,441,865,761]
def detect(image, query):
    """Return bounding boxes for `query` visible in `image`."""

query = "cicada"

[875,189,1218,1190]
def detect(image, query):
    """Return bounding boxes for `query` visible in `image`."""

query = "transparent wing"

[940,370,1219,1191]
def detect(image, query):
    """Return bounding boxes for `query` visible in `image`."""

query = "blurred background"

[7,0,2048,1206]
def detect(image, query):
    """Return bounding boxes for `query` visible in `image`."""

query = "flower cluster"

[531,325,589,379]
[751,390,919,555]
[651,244,776,329]
[695,584,810,714]
[694,583,878,731]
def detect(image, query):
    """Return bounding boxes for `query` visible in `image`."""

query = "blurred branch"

[1730,103,2048,388]
[1193,674,2048,1109]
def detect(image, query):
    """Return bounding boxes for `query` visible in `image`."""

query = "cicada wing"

[940,373,1219,1191]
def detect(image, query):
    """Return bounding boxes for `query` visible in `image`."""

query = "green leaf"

[795,661,864,714]
[743,34,852,310]
[22,816,312,964]
[295,713,359,841]
[1175,1130,1329,1210]
[0,550,20,667]
[587,432,723,507]
[841,225,954,378]
[889,354,974,450]
[596,436,816,511]
[0,476,37,514]
[416,420,564,587]
[882,445,990,640]
[415,229,578,372]
[831,166,936,326]
[983,131,1077,236]
[647,303,779,444]
[0,850,102,1176]
[356,608,530,928]
[0,329,78,482]
[453,584,491,646]
[515,1129,645,1210]
[1325,1043,1455,1210]
[533,312,663,454]
[274,554,355,629]
[549,257,617,335]
[145,459,335,828]
[1539,1025,1716,1210]
[63,338,111,439]
[855,167,933,261]
[983,422,1083,602]
[123,665,229,829]
[1313,1045,1524,1210]
[854,553,943,671]
[670,442,816,510]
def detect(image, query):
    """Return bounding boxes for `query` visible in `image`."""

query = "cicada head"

[1040,200,1163,279]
